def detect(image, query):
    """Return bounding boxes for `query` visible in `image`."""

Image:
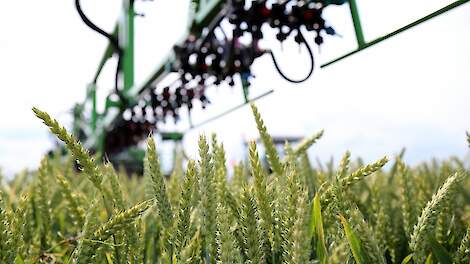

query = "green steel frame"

[321,0,470,68]
[76,0,470,155]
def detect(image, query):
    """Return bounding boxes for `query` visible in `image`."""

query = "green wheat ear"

[410,171,468,262]
[285,192,311,264]
[32,107,102,189]
[348,208,386,264]
[240,186,264,263]
[71,195,99,263]
[397,158,415,239]
[145,136,173,229]
[215,202,242,263]
[456,227,470,264]
[180,229,202,263]
[321,156,388,206]
[91,199,154,242]
[343,156,388,188]
[250,103,283,176]
[197,134,217,262]
[37,156,52,250]
[248,141,273,244]
[293,129,324,156]
[174,160,197,254]
[336,150,351,181]
[55,172,85,225]
[10,193,28,260]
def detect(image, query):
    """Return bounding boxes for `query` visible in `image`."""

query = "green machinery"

[73,0,469,164]
[74,0,228,154]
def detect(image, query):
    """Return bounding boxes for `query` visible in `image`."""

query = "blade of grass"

[339,214,368,264]
[310,193,327,264]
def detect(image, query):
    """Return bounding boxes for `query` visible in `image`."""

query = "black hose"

[268,30,315,83]
[75,0,120,50]
[75,0,127,105]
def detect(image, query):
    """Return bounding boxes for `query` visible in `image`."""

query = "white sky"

[0,0,469,176]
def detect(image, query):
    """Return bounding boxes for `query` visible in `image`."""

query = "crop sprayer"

[71,0,469,172]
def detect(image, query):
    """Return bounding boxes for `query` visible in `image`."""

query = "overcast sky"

[1,0,469,176]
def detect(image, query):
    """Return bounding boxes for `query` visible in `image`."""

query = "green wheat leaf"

[428,236,452,264]
[311,193,327,264]
[339,214,368,264]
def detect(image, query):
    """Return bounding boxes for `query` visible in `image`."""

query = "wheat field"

[0,104,468,263]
